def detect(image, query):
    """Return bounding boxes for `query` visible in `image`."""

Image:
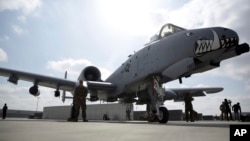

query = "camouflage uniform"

[184,95,194,122]
[224,99,232,121]
[220,102,226,120]
[73,82,88,121]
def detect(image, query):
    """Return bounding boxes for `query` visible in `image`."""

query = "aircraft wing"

[0,67,76,91]
[0,67,116,92]
[170,87,223,102]
[87,81,116,91]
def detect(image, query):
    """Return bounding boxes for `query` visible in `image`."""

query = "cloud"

[46,58,111,80]
[200,0,250,44]
[205,54,250,90]
[0,0,42,14]
[0,84,37,110]
[0,0,42,38]
[219,61,250,82]
[46,58,92,75]
[17,15,27,23]
[0,84,71,111]
[0,35,10,42]
[11,24,24,35]
[0,48,8,62]
[151,0,250,32]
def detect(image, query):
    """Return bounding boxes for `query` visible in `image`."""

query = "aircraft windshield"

[149,23,186,43]
[159,23,185,38]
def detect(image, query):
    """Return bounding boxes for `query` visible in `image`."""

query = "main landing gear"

[146,76,169,123]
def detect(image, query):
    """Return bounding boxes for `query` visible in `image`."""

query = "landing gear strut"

[147,76,169,123]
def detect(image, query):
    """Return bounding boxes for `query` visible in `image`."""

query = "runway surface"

[1,118,249,141]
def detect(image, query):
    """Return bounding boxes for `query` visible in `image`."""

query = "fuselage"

[106,25,240,97]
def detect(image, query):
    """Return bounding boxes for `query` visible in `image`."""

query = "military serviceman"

[232,102,241,121]
[2,103,8,119]
[72,80,88,122]
[184,94,194,122]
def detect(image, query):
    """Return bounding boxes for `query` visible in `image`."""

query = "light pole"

[36,97,40,113]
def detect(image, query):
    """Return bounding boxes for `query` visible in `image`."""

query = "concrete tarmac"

[0,118,249,141]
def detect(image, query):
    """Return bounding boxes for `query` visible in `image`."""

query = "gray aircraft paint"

[1,23,248,123]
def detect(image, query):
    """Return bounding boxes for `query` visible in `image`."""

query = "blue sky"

[0,0,250,115]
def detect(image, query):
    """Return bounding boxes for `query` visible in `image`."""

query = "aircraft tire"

[158,107,169,123]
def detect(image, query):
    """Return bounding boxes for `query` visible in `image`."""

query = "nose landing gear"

[146,76,169,124]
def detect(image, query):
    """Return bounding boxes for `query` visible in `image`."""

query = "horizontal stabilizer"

[170,87,223,102]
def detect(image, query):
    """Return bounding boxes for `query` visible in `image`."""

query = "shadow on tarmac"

[63,119,250,128]
[2,118,250,128]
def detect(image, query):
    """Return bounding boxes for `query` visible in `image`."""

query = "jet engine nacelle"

[89,90,99,102]
[164,89,177,100]
[29,85,40,96]
[78,66,101,81]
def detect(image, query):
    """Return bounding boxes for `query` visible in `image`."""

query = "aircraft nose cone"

[194,28,239,57]
[215,27,239,48]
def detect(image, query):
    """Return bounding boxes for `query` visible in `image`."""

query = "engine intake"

[29,85,40,96]
[78,66,101,81]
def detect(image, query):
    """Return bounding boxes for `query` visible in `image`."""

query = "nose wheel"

[157,107,169,123]
[147,106,169,123]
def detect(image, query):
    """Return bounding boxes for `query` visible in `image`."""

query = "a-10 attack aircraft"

[0,23,249,123]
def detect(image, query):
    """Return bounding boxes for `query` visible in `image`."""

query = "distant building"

[240,112,250,122]
[43,103,133,121]
[0,109,42,118]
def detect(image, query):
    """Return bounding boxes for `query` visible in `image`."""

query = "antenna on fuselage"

[64,71,67,79]
[179,77,182,84]
[62,71,67,103]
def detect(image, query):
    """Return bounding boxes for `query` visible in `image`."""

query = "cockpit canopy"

[149,23,186,43]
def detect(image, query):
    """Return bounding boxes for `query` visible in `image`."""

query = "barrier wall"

[43,103,133,121]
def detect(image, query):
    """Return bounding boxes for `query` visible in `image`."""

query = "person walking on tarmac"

[72,80,88,122]
[232,102,241,121]
[220,101,226,120]
[2,103,8,119]
[184,94,194,122]
[224,99,233,121]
